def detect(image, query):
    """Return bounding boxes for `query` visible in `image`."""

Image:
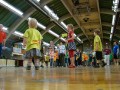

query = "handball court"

[0,66,120,90]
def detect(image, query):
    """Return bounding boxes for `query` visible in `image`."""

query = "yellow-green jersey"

[23,28,43,51]
[94,35,102,51]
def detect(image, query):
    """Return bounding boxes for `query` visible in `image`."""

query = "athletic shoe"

[35,66,39,70]
[102,61,106,67]
[26,66,31,70]
[68,65,76,68]
[40,65,44,68]
[94,63,100,68]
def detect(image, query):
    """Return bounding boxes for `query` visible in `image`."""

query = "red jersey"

[68,30,74,43]
[104,49,111,55]
[0,31,6,43]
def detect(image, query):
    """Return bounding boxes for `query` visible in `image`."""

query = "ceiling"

[0,0,120,46]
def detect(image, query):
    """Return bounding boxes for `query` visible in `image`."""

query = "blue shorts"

[0,43,2,57]
[114,53,118,59]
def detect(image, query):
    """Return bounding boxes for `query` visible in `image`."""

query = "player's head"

[28,18,37,28]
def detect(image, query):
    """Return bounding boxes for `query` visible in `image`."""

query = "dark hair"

[114,41,118,45]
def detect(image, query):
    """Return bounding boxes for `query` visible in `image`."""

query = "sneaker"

[102,62,106,67]
[40,65,44,68]
[35,66,39,70]
[68,65,76,68]
[94,64,100,68]
[94,65,100,68]
[26,66,31,70]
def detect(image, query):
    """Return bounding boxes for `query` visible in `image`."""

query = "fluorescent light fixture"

[61,22,67,29]
[3,27,8,31]
[28,17,46,30]
[36,0,40,2]
[60,37,66,42]
[14,31,23,37]
[48,30,59,38]
[0,0,23,16]
[44,5,59,20]
[112,15,116,25]
[74,34,77,37]
[110,34,113,39]
[37,23,46,30]
[111,27,114,33]
[113,0,119,12]
[2,26,8,33]
[43,42,50,46]
[113,0,119,4]
[77,37,81,41]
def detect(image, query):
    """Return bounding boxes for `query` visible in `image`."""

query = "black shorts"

[114,54,118,59]
[96,51,102,60]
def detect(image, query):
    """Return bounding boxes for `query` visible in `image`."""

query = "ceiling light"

[36,0,40,2]
[112,0,119,12]
[44,5,59,20]
[113,0,119,4]
[37,23,46,30]
[14,31,23,37]
[43,42,50,46]
[48,30,59,38]
[74,34,77,37]
[110,34,113,39]
[2,26,8,33]
[111,27,114,33]
[61,22,67,29]
[3,27,8,31]
[0,0,23,16]
[112,15,116,25]
[60,37,66,42]
[77,37,81,41]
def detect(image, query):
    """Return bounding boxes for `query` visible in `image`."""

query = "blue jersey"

[113,45,119,54]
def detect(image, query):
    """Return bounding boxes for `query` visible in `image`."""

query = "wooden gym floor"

[0,66,120,90]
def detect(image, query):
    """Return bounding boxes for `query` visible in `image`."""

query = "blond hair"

[67,24,74,30]
[28,18,37,28]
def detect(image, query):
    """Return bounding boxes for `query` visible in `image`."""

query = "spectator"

[104,45,111,65]
[113,41,119,65]
[59,42,66,67]
[0,24,6,58]
[93,29,106,68]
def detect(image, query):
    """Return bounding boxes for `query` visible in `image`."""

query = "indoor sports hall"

[0,0,120,90]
